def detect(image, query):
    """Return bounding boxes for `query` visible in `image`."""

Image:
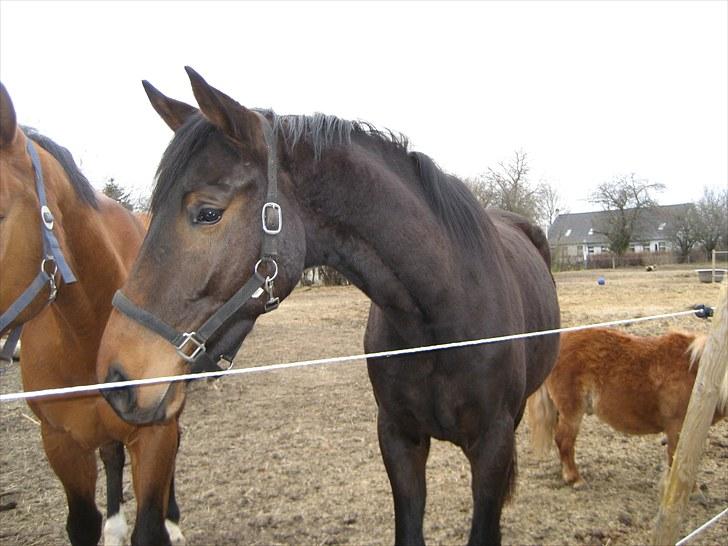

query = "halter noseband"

[0,139,78,361]
[111,115,282,374]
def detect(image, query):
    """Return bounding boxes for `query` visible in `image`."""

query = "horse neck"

[296,144,505,344]
[32,161,140,350]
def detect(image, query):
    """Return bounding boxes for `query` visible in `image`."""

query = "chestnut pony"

[527,328,728,488]
[97,67,560,546]
[0,83,184,546]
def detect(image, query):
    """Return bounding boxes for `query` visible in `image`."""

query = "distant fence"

[552,250,708,272]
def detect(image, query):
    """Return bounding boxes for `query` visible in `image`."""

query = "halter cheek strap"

[111,114,282,374]
[0,139,78,361]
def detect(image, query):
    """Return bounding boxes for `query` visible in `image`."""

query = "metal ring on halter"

[41,257,59,302]
[41,256,58,278]
[254,258,278,282]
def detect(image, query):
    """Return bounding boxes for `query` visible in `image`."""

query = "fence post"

[652,283,728,545]
[712,249,716,283]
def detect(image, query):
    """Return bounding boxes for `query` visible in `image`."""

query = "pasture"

[1,266,726,545]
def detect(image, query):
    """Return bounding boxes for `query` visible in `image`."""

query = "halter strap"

[27,140,77,285]
[0,139,78,361]
[112,114,282,373]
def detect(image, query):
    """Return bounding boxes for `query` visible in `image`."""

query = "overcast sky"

[1,0,726,214]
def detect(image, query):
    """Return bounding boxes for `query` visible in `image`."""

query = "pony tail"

[526,384,557,457]
[687,334,707,372]
[688,333,728,416]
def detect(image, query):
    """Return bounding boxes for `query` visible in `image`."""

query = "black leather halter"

[111,116,282,373]
[0,139,78,361]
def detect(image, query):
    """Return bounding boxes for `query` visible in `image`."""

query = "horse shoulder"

[94,193,146,269]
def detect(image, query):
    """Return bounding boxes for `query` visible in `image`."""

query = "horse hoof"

[572,479,588,490]
[165,520,186,545]
[103,512,129,546]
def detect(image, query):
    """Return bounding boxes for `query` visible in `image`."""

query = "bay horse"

[96,67,560,545]
[526,328,728,488]
[0,82,184,546]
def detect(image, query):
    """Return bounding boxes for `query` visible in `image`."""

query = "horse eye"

[195,208,223,225]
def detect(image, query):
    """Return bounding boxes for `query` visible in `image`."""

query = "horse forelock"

[20,126,98,208]
[151,113,220,214]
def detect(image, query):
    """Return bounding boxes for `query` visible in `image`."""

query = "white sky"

[1,0,726,213]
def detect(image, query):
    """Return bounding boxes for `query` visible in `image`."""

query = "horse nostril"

[102,365,136,415]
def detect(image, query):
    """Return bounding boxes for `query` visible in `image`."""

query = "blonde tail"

[526,383,558,458]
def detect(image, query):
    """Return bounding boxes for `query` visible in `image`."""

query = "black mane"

[21,126,98,208]
[152,111,486,249]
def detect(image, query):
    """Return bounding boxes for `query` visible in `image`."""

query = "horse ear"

[184,66,260,146]
[0,82,18,148]
[142,80,197,132]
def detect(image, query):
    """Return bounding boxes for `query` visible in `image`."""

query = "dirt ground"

[1,266,726,545]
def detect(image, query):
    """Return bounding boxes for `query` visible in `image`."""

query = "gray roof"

[548,203,692,245]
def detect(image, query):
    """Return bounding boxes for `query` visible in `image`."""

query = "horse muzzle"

[101,364,185,425]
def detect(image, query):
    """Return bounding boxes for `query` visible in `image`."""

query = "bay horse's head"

[97,68,306,424]
[0,82,88,336]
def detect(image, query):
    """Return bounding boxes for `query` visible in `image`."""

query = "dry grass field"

[1,265,726,545]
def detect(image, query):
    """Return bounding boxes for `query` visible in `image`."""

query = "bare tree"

[668,204,699,263]
[694,186,728,259]
[589,173,665,257]
[463,174,497,209]
[485,150,541,221]
[536,182,568,229]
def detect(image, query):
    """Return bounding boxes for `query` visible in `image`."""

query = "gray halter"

[0,139,78,361]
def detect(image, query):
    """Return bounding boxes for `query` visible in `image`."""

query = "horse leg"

[41,424,102,546]
[163,428,185,545]
[164,474,185,545]
[462,413,516,546]
[127,422,180,546]
[554,410,584,487]
[99,441,128,546]
[377,409,430,546]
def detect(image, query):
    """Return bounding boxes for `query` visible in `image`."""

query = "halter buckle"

[41,205,54,230]
[262,202,282,235]
[176,332,206,362]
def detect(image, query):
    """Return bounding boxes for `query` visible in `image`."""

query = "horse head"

[97,68,306,424]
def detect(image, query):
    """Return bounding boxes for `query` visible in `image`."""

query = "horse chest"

[369,357,496,444]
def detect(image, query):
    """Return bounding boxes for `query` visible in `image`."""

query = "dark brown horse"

[526,328,727,488]
[0,82,184,546]
[96,67,560,545]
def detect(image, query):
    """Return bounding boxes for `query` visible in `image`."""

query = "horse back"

[548,329,701,433]
[486,209,560,395]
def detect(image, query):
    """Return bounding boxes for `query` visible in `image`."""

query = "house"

[548,203,692,263]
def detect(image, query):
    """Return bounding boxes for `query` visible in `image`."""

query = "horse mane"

[153,110,487,249]
[21,126,98,208]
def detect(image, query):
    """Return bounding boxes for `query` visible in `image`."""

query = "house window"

[588,245,595,254]
[564,229,572,237]
[587,228,594,235]
[658,241,666,252]
[658,222,666,231]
